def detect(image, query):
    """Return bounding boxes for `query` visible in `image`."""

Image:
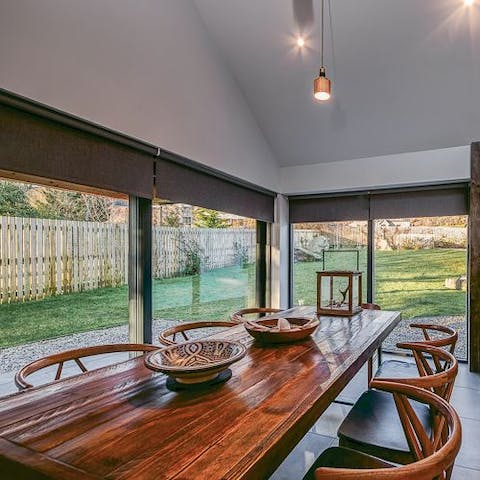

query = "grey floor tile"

[452,466,480,480]
[336,365,368,403]
[451,386,480,421]
[310,402,351,437]
[455,363,480,391]
[268,433,334,480]
[456,417,480,470]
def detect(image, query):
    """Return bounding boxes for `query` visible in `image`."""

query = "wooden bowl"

[144,340,246,384]
[244,317,319,344]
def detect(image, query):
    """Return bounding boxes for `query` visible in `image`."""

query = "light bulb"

[297,37,305,47]
[314,91,331,101]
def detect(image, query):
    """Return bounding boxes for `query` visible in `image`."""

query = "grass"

[0,264,256,348]
[0,249,468,348]
[293,248,467,318]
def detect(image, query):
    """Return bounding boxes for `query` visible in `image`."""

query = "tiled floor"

[269,354,480,480]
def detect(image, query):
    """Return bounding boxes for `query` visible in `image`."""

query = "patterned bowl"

[244,317,319,344]
[144,340,246,384]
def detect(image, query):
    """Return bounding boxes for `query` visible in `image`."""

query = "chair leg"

[368,356,373,385]
[367,347,383,385]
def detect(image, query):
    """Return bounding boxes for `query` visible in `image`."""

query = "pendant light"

[314,0,331,101]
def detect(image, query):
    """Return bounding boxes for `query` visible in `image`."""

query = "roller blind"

[290,184,469,223]
[369,186,469,219]
[289,194,370,223]
[0,90,156,198]
[155,155,275,222]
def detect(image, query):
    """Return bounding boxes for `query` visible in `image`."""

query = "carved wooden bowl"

[244,317,319,344]
[144,340,246,384]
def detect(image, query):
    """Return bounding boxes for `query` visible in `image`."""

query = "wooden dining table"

[0,306,401,480]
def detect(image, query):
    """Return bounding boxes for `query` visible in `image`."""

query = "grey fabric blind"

[369,186,469,219]
[155,157,275,222]
[0,91,156,198]
[289,194,370,223]
[290,184,469,223]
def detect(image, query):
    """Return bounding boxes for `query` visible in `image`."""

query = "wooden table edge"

[0,437,102,480]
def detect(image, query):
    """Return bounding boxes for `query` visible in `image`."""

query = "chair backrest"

[381,343,458,401]
[158,321,237,346]
[15,343,158,390]
[315,380,462,480]
[409,323,458,355]
[230,307,282,323]
[360,303,381,310]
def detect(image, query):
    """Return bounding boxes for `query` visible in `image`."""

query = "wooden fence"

[0,217,255,304]
[152,227,255,279]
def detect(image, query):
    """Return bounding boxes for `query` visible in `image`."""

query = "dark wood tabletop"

[0,306,401,480]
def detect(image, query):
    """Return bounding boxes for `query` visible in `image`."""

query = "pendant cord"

[321,0,324,67]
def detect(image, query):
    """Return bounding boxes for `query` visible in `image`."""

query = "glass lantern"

[316,271,363,316]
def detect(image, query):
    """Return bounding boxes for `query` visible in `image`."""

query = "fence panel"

[0,217,256,303]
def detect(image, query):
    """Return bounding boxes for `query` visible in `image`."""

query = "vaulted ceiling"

[194,0,480,166]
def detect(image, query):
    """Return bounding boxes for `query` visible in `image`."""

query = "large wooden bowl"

[144,340,246,384]
[244,317,319,344]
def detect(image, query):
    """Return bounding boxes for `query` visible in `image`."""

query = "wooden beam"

[469,142,480,371]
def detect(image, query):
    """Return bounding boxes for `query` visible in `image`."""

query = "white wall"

[280,146,470,195]
[0,0,278,191]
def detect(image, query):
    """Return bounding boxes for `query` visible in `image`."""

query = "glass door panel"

[293,221,368,306]
[0,178,129,396]
[374,216,467,360]
[151,203,257,341]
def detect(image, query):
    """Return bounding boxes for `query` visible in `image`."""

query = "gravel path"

[0,314,467,374]
[0,319,232,374]
[382,315,467,360]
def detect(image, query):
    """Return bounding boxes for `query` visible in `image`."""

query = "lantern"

[316,271,362,316]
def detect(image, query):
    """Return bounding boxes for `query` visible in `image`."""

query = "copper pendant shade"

[314,0,331,101]
[314,67,331,101]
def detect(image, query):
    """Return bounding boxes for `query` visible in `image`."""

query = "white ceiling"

[194,0,480,166]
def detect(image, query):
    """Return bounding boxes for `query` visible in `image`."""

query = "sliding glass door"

[0,177,130,395]
[151,202,258,342]
[375,216,468,360]
[289,185,469,361]
[292,221,368,307]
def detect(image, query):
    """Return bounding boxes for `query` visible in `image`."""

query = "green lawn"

[0,249,467,348]
[0,264,255,348]
[294,248,467,318]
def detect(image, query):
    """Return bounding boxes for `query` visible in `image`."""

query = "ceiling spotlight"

[465,0,474,5]
[297,36,305,47]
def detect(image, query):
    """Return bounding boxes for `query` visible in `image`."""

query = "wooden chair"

[230,307,282,323]
[15,343,158,390]
[337,344,458,465]
[376,323,458,380]
[304,380,461,480]
[158,320,237,346]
